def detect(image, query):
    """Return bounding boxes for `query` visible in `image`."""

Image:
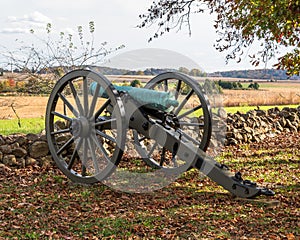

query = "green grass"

[0,117,45,135]
[258,82,297,89]
[224,104,299,114]
[0,104,299,135]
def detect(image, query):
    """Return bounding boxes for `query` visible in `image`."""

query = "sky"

[0,0,280,73]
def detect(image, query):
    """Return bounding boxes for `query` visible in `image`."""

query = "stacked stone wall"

[225,106,300,145]
[0,106,299,168]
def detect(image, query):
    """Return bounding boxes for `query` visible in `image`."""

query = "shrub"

[23,77,55,94]
[130,79,141,87]
[248,82,260,90]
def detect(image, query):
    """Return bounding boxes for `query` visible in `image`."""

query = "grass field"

[0,117,45,135]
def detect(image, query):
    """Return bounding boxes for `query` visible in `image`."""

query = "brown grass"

[0,79,299,119]
[0,96,49,119]
[222,82,300,107]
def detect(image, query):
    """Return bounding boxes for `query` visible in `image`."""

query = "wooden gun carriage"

[45,69,274,198]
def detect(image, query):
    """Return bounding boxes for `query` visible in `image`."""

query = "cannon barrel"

[89,82,179,111]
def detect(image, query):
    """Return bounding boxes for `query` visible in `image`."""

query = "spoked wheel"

[133,72,212,171]
[45,69,126,184]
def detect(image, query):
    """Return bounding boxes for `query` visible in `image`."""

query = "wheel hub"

[71,117,91,138]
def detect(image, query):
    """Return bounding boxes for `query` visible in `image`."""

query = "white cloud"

[60,27,76,35]
[7,11,52,25]
[0,28,28,34]
[0,11,52,35]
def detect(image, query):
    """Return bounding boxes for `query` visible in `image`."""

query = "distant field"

[0,76,299,120]
[109,76,300,107]
[221,81,300,107]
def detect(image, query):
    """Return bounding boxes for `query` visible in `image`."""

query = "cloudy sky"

[0,0,279,72]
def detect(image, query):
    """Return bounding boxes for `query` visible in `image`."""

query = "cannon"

[45,69,274,198]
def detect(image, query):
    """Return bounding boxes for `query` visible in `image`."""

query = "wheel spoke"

[89,83,100,118]
[68,138,83,170]
[87,137,100,174]
[160,147,166,166]
[57,136,75,155]
[179,131,201,145]
[58,93,79,117]
[138,136,147,142]
[51,111,72,122]
[83,77,89,116]
[175,80,182,100]
[147,142,158,157]
[174,89,194,115]
[51,128,71,135]
[96,130,116,143]
[94,99,111,119]
[91,134,111,162]
[177,105,202,120]
[94,118,116,128]
[69,81,84,116]
[172,155,178,167]
[82,138,87,176]
[164,79,168,92]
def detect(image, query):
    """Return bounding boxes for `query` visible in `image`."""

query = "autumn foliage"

[139,0,300,75]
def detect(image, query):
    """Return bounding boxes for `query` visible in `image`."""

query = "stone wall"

[0,133,51,168]
[225,106,300,145]
[0,106,299,168]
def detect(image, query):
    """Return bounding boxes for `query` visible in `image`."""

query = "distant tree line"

[217,80,243,90]
[0,75,259,95]
[201,79,260,95]
[178,67,207,77]
[3,65,298,81]
[88,66,207,77]
[213,69,300,80]
[217,80,259,90]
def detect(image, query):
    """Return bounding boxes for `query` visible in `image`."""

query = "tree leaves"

[139,0,300,75]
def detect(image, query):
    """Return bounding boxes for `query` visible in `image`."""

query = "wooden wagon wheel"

[133,72,212,171]
[45,69,126,184]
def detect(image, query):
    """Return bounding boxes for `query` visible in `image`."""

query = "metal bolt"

[142,122,149,130]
